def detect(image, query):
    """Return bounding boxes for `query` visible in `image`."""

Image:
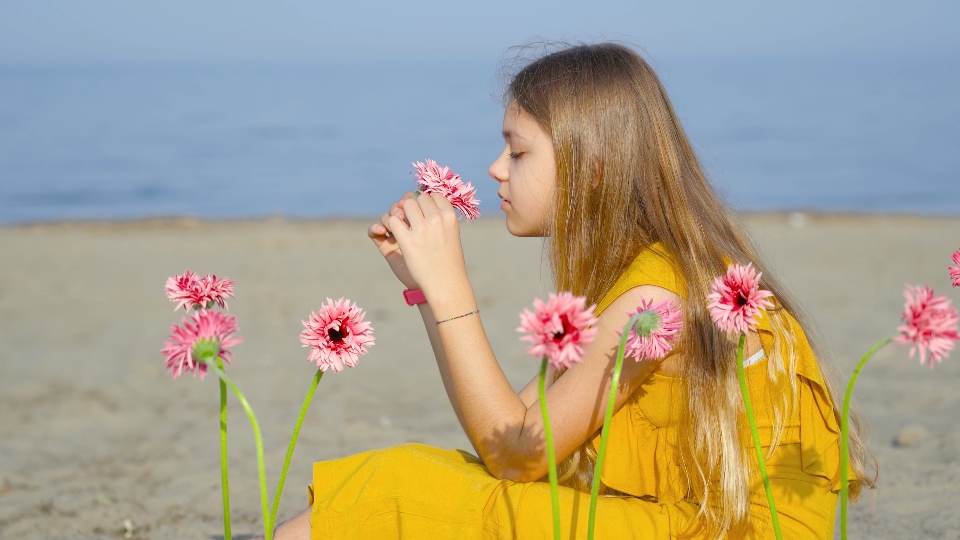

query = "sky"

[1,0,958,65]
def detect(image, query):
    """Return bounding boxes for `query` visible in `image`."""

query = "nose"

[488,145,509,184]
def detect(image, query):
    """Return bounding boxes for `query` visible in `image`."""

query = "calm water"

[1,57,958,223]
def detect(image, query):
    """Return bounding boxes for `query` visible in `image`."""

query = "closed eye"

[508,152,522,159]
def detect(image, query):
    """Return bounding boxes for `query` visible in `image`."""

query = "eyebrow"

[502,129,527,141]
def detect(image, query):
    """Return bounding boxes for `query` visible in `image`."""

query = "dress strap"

[742,348,766,367]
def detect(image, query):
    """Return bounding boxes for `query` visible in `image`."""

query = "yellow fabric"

[309,244,848,539]
[309,443,692,539]
[590,244,849,538]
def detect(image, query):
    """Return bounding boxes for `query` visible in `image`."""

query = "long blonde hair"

[506,42,875,537]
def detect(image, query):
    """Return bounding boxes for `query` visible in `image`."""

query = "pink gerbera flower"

[950,249,960,288]
[893,285,960,368]
[413,159,481,220]
[161,309,242,380]
[624,297,684,361]
[517,292,598,369]
[165,270,235,311]
[300,297,375,372]
[707,263,775,335]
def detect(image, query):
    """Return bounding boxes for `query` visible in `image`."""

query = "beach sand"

[1,214,958,539]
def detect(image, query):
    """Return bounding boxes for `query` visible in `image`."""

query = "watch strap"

[403,288,427,306]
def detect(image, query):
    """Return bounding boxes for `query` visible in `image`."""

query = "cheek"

[530,174,555,220]
[517,166,553,211]
[531,196,552,229]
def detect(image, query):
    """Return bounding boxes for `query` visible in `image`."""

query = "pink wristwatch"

[403,288,427,306]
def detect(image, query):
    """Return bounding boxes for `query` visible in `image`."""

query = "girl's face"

[488,100,556,237]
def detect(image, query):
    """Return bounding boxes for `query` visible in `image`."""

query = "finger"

[372,234,400,258]
[368,221,395,241]
[387,214,412,243]
[380,211,393,232]
[397,192,416,213]
[394,193,418,222]
[399,191,416,204]
[416,192,440,219]
[430,192,455,215]
[402,198,425,228]
[368,222,400,255]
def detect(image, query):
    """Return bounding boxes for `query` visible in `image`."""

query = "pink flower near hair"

[950,250,960,288]
[517,292,598,370]
[165,270,235,311]
[624,297,684,361]
[412,159,481,220]
[161,309,242,380]
[300,298,375,372]
[893,285,960,368]
[707,263,775,335]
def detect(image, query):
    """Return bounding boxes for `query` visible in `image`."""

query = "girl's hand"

[368,192,419,289]
[386,192,471,306]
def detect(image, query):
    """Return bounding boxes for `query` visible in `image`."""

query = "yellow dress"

[309,246,848,539]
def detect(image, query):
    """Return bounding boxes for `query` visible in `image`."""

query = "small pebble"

[894,425,927,447]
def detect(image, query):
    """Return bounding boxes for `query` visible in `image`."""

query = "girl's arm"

[371,192,678,482]
[516,365,558,408]
[368,192,471,428]
[416,300,469,428]
[428,276,673,482]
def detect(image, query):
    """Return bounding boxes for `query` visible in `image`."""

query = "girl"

[270,42,873,539]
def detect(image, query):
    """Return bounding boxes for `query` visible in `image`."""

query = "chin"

[504,216,543,238]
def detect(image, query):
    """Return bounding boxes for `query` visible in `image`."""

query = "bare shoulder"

[591,284,686,380]
[596,284,682,329]
[599,285,762,378]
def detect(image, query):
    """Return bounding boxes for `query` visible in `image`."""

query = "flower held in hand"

[161,309,242,379]
[950,250,960,288]
[518,292,598,369]
[893,285,960,368]
[624,297,683,361]
[165,270,236,311]
[707,263,774,334]
[413,159,481,219]
[301,297,375,372]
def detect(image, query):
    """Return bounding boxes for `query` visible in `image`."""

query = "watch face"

[403,289,425,305]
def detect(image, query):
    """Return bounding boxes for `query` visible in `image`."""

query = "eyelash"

[508,152,521,159]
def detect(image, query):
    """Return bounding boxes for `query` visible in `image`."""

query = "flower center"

[736,292,748,307]
[328,327,345,343]
[551,315,575,342]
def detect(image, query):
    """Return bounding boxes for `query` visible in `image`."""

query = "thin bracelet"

[435,309,480,326]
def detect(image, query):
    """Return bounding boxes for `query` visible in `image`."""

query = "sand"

[0,214,958,539]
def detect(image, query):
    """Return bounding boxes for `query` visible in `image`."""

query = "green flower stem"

[202,360,273,540]
[840,335,893,540]
[587,313,640,540]
[735,333,782,540]
[538,358,561,540]
[217,357,232,540]
[270,369,324,532]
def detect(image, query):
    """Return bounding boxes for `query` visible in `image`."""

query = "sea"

[1,56,958,223]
